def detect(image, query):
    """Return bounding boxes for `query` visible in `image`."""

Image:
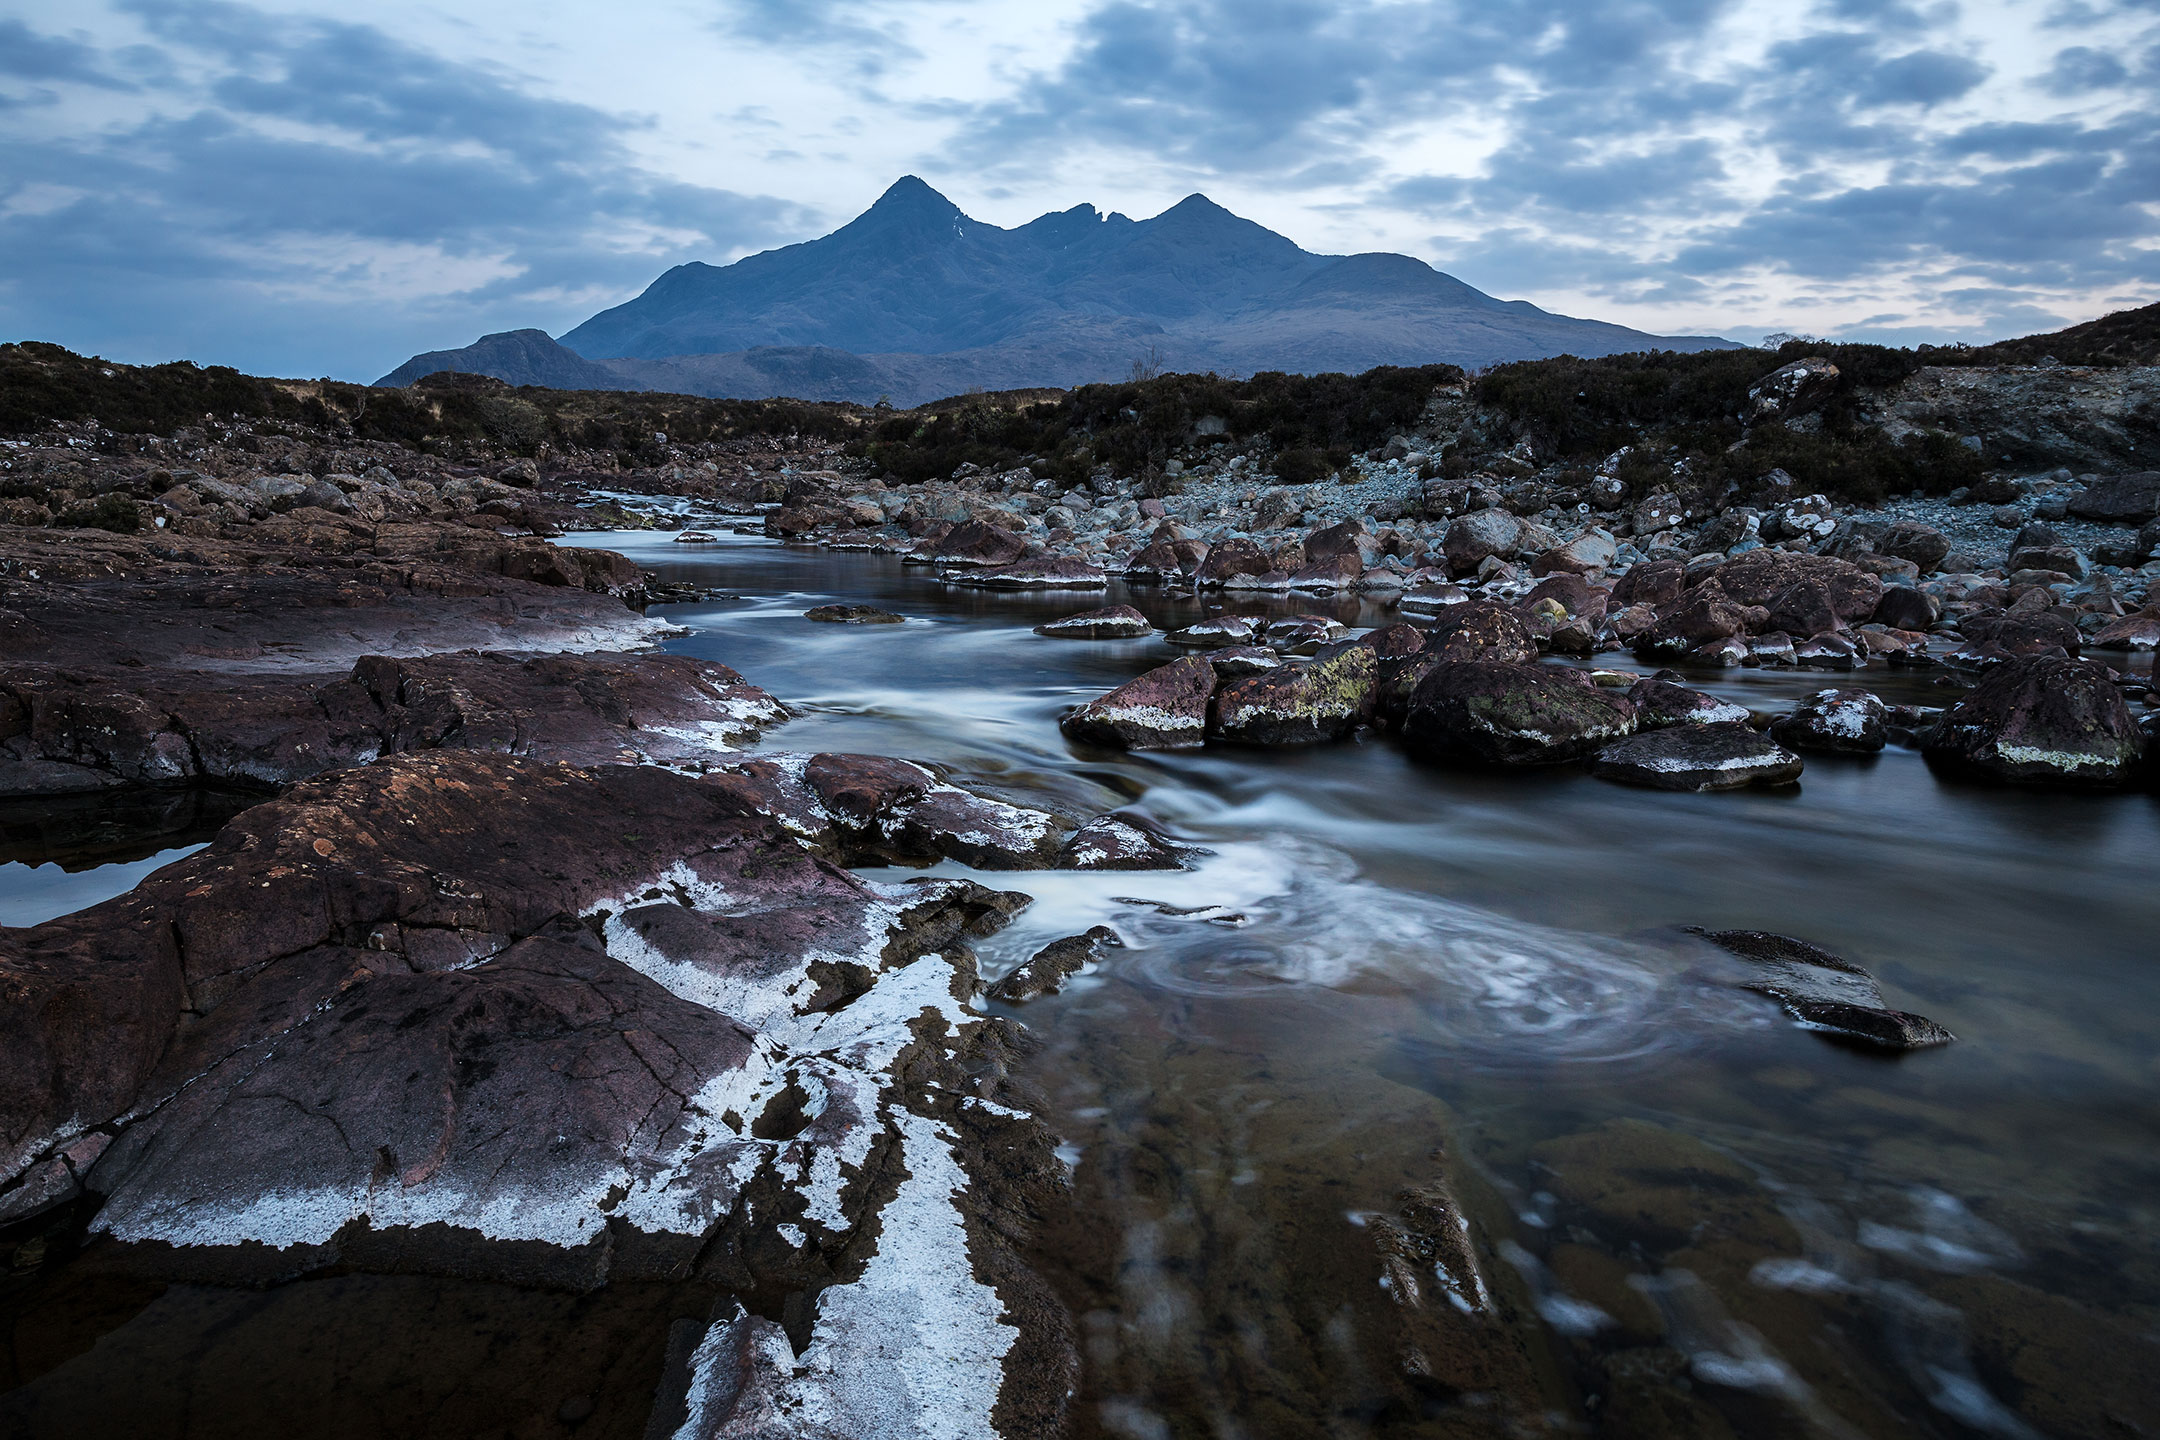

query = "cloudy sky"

[3,0,2156,380]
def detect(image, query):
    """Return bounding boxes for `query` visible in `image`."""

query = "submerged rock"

[1034,604,1151,639]
[1772,687,1890,754]
[1691,928,1955,1050]
[1590,722,1803,791]
[1060,655,1219,750]
[988,926,1122,1002]
[805,603,904,624]
[1208,644,1379,746]
[1922,655,2145,786]
[1402,662,1638,766]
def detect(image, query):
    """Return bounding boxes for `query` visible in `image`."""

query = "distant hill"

[380,177,1740,404]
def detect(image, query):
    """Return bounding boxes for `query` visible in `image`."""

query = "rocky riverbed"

[4,351,2160,1437]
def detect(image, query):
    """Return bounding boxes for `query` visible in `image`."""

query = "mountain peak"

[866,175,963,220]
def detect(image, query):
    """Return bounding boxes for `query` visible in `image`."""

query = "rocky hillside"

[379,177,1737,403]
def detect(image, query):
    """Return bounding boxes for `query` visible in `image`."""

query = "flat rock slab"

[805,604,904,624]
[0,651,786,798]
[0,750,1077,1435]
[1691,928,1955,1050]
[1034,604,1150,639]
[1591,722,1803,791]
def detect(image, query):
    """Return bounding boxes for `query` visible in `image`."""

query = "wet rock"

[805,604,904,624]
[1193,537,1274,588]
[1691,929,1955,1050]
[1710,550,1882,623]
[1611,558,1688,610]
[1590,723,1803,791]
[1793,632,1860,669]
[2064,471,2160,523]
[1954,610,2082,659]
[947,556,1106,590]
[926,519,1033,567]
[1060,655,1219,750]
[1034,604,1151,639]
[1871,586,1940,632]
[1425,600,1540,663]
[1922,655,2145,786]
[988,926,1122,1002]
[1287,550,1365,591]
[1167,614,1266,647]
[1443,509,1521,574]
[1627,677,1751,729]
[1266,614,1348,654]
[1398,579,1472,613]
[796,752,1065,868]
[1404,661,1638,766]
[1765,580,1844,639]
[1771,688,1889,754]
[2089,608,2160,649]
[1208,644,1379,746]
[1353,622,1428,659]
[1635,592,1751,660]
[1201,645,1282,676]
[1053,811,1189,871]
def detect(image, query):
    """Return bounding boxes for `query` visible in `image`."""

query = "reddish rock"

[1061,655,1219,750]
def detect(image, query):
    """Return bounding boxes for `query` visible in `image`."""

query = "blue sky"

[2,0,2155,380]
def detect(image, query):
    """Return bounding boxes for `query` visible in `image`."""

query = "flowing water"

[4,528,2156,1438]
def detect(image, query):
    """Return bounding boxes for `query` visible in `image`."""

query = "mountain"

[380,177,1738,403]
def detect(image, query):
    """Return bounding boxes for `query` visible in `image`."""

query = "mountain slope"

[384,178,1738,402]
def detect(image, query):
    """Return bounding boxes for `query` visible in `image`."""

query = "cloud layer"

[2,0,2155,378]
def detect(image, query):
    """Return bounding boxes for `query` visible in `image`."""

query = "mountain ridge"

[382,177,1739,404]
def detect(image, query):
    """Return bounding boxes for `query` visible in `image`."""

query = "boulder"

[1710,549,1882,622]
[1167,614,1265,647]
[1442,510,1522,575]
[1871,586,1940,632]
[1954,611,2082,658]
[947,556,1106,589]
[987,927,1123,1002]
[1626,677,1752,729]
[1793,632,1860,669]
[1053,811,1189,870]
[1771,688,1889,754]
[2065,472,2160,523]
[1267,614,1349,653]
[1589,722,1803,791]
[1403,662,1638,766]
[1634,592,1750,660]
[1747,357,1840,421]
[805,604,903,624]
[1060,655,1219,750]
[2007,544,2087,580]
[1692,929,1954,1050]
[2089,608,2160,649]
[926,519,1032,566]
[1287,551,1365,591]
[1303,518,1377,565]
[1194,537,1274,588]
[1922,655,2145,786]
[1201,645,1282,676]
[1532,528,1618,576]
[1208,645,1379,746]
[1424,601,1539,663]
[1879,520,1952,573]
[791,752,1067,868]
[1765,579,1845,639]
[1034,605,1152,639]
[1609,558,1687,609]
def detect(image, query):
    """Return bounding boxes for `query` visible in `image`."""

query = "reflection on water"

[4,529,2155,1437]
[0,786,256,929]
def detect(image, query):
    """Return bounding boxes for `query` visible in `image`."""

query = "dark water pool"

[4,528,2155,1438]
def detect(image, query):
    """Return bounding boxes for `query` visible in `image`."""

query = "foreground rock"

[988,926,1122,1002]
[1922,655,2146,786]
[1034,604,1151,639]
[1692,928,1956,1050]
[1208,644,1378,746]
[1590,722,1804,792]
[1053,810,1190,870]
[0,751,1077,1433]
[1059,655,1218,750]
[1402,662,1638,766]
